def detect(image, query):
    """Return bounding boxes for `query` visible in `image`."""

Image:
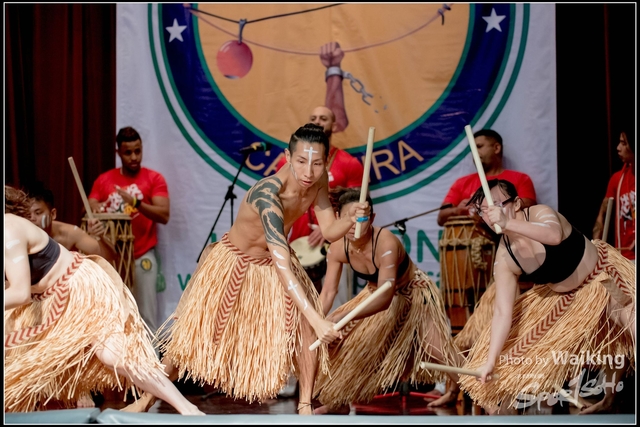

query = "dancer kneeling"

[121,123,369,415]
[4,186,203,415]
[313,187,466,414]
[458,179,635,414]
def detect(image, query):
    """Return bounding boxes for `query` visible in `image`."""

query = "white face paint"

[381,250,393,258]
[12,255,25,264]
[273,250,285,260]
[303,145,319,167]
[276,262,286,270]
[289,162,299,180]
[288,279,308,310]
[6,240,20,250]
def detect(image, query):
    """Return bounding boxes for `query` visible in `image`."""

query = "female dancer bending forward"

[313,187,466,414]
[458,179,635,414]
[4,185,203,415]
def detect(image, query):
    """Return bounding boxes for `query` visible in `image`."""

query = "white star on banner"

[166,18,187,42]
[482,8,506,33]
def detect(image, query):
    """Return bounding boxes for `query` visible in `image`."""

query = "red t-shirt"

[605,164,636,260]
[88,168,169,259]
[276,147,364,242]
[443,170,537,208]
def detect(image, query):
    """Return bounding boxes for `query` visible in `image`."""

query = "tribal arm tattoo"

[247,177,288,252]
[246,177,312,312]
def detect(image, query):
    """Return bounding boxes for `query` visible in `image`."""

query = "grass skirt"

[4,254,161,412]
[157,233,328,403]
[313,269,462,408]
[458,241,636,410]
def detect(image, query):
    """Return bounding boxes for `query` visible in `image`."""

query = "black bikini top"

[28,236,61,285]
[344,227,409,283]
[502,207,585,284]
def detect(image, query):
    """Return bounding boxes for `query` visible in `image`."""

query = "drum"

[290,236,328,286]
[439,216,496,335]
[82,213,135,290]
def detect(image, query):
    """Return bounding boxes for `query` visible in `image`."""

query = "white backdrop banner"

[116,3,557,324]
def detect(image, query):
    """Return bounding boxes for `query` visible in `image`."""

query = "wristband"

[132,197,141,208]
[356,216,369,223]
[325,66,343,81]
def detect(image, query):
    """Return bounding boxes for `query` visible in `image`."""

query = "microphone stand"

[380,203,453,232]
[197,152,249,262]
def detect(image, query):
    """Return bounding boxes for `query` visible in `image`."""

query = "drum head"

[290,236,325,268]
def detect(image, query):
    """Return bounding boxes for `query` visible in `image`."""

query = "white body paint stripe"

[6,240,20,249]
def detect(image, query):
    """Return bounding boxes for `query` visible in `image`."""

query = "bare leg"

[580,359,628,414]
[119,355,180,413]
[421,318,462,407]
[76,392,95,408]
[296,317,318,415]
[93,337,203,416]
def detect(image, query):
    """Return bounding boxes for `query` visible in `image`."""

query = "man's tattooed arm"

[247,177,288,252]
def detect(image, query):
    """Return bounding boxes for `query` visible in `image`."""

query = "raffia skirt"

[157,233,328,403]
[4,253,161,413]
[458,240,636,410]
[313,269,462,408]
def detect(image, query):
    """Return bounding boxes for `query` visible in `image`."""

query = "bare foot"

[181,404,206,416]
[313,404,349,415]
[579,397,614,414]
[76,393,95,408]
[427,389,459,407]
[120,392,157,413]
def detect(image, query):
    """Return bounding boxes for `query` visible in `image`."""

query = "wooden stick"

[309,280,392,351]
[354,127,376,239]
[419,361,584,409]
[464,125,502,233]
[602,197,614,242]
[68,157,94,220]
[419,361,500,380]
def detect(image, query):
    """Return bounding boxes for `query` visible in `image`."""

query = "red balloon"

[216,40,253,79]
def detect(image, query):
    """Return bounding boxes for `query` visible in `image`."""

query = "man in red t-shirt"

[593,129,635,260]
[89,126,170,333]
[437,129,538,227]
[276,106,364,293]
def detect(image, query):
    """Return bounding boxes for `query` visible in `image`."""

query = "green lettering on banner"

[210,233,217,244]
[178,273,191,291]
[417,230,439,262]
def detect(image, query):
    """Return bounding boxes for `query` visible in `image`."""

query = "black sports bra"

[502,208,585,285]
[344,227,410,283]
[28,236,61,285]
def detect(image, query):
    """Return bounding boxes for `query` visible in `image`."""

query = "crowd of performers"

[4,123,635,416]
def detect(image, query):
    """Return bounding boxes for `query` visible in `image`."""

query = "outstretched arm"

[247,178,341,345]
[479,248,519,383]
[320,41,348,132]
[75,219,118,263]
[318,242,344,316]
[314,182,368,243]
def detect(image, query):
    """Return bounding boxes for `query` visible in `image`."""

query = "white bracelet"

[325,66,343,81]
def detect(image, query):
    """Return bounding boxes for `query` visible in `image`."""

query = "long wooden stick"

[419,361,583,409]
[68,157,94,220]
[464,125,501,233]
[419,361,500,380]
[354,127,376,239]
[309,280,392,351]
[602,197,614,242]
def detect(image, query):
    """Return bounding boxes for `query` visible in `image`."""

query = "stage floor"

[90,376,635,417]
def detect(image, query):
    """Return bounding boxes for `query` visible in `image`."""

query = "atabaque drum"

[439,216,496,335]
[82,213,135,290]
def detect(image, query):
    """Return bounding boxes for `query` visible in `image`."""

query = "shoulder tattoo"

[247,177,288,250]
